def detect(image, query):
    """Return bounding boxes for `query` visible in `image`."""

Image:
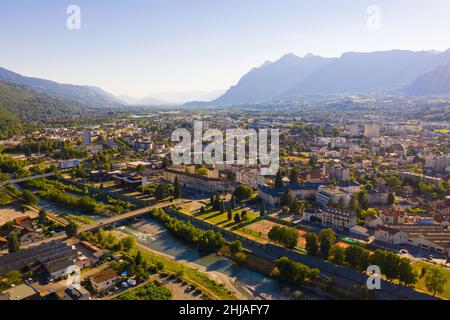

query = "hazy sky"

[1,0,450,98]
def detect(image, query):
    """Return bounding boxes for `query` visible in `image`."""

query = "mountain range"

[406,65,450,96]
[117,95,169,106]
[117,90,224,105]
[0,67,122,109]
[1,48,450,131]
[0,80,89,138]
[207,49,450,106]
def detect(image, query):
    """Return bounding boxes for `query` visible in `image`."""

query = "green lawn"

[115,280,172,300]
[413,261,450,300]
[199,209,259,229]
[239,227,268,242]
[0,187,13,205]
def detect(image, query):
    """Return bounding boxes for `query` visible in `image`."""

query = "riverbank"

[112,228,255,300]
[118,219,325,300]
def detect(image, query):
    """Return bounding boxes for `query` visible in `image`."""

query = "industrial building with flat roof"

[0,240,77,276]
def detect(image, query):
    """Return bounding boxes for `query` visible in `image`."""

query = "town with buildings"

[1,1,450,306]
[0,101,449,301]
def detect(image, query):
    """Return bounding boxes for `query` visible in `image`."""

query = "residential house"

[90,268,118,293]
[381,206,406,225]
[367,187,389,205]
[375,225,408,245]
[13,216,33,228]
[365,214,384,228]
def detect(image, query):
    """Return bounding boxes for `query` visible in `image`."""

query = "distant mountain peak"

[278,53,301,62]
[211,48,450,105]
[210,53,333,105]
[406,65,450,96]
[260,60,272,67]
[0,66,122,109]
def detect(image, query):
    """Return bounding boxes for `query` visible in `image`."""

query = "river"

[118,218,326,300]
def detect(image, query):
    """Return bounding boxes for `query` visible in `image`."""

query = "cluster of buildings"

[0,239,109,300]
[0,216,44,249]
[163,166,236,195]
[374,206,450,256]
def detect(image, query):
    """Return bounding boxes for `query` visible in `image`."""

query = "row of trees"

[305,228,336,259]
[304,228,418,285]
[228,208,250,225]
[275,257,320,285]
[151,208,225,252]
[268,226,299,248]
[210,194,226,212]
[141,183,174,200]
[368,249,417,285]
[0,156,24,173]
[79,228,137,252]
[23,178,133,214]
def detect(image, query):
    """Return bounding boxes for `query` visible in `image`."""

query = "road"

[78,199,185,233]
[0,172,58,186]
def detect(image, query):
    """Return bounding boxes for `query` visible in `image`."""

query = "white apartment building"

[82,131,91,145]
[364,123,380,138]
[58,159,80,170]
[316,186,350,207]
[348,124,360,137]
[303,207,357,232]
[163,168,235,195]
[327,165,350,181]
[425,155,450,172]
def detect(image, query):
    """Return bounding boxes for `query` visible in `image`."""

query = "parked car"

[127,279,137,286]
[399,249,408,254]
[185,286,194,293]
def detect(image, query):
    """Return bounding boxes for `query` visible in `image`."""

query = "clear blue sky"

[1,0,450,98]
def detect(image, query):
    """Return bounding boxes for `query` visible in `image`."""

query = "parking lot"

[373,241,450,267]
[103,274,204,300]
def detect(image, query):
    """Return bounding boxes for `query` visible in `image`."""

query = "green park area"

[413,261,450,300]
[198,209,259,229]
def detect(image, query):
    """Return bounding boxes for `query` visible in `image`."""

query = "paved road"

[78,200,185,233]
[0,172,58,186]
